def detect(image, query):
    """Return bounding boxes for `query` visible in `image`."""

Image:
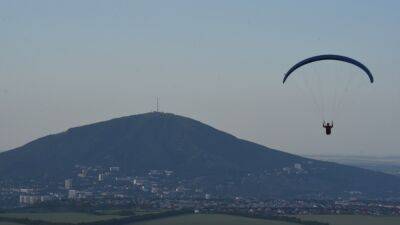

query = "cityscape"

[2,164,400,217]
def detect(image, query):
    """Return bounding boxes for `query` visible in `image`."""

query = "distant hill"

[305,154,400,176]
[0,112,399,198]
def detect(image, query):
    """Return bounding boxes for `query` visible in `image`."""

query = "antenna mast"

[156,97,159,112]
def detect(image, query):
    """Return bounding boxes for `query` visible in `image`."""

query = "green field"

[95,208,162,216]
[3,212,400,225]
[0,222,24,225]
[299,215,400,225]
[131,214,298,225]
[0,212,125,223]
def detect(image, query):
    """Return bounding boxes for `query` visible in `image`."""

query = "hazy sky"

[0,1,399,155]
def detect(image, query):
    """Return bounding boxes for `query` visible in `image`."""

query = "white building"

[109,167,120,172]
[205,193,211,200]
[19,195,41,205]
[65,179,73,189]
[294,163,303,170]
[40,195,52,202]
[133,178,144,185]
[164,170,174,176]
[68,190,78,199]
[19,188,35,194]
[78,169,87,178]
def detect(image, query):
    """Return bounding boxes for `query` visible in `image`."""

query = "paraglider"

[322,121,333,135]
[283,54,373,135]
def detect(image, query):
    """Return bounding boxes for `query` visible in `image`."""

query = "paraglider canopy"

[283,54,374,83]
[282,54,374,134]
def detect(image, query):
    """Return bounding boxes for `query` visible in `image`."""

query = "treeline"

[216,212,329,225]
[0,210,329,225]
[0,210,190,225]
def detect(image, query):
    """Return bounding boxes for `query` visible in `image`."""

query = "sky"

[0,0,399,155]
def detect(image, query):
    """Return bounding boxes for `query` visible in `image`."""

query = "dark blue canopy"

[283,54,374,83]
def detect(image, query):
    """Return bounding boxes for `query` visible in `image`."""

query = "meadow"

[298,215,400,225]
[0,222,23,225]
[2,212,400,225]
[130,214,298,225]
[0,212,125,223]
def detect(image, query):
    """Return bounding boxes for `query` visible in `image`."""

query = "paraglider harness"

[322,121,333,135]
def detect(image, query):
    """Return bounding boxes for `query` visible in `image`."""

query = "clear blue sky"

[0,0,399,155]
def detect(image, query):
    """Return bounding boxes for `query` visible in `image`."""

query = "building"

[205,193,211,200]
[65,179,73,189]
[19,195,41,205]
[68,190,78,199]
[78,169,87,178]
[19,188,35,194]
[109,167,120,172]
[40,195,52,202]
[133,178,144,185]
[68,190,92,199]
[148,170,163,176]
[164,170,174,176]
[294,163,302,170]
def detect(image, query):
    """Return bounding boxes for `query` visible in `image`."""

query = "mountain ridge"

[0,112,399,198]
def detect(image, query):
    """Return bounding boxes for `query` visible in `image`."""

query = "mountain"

[0,112,399,198]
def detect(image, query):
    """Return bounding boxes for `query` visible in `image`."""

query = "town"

[1,164,400,217]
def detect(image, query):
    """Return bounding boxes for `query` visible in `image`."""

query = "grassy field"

[131,214,298,225]
[299,215,400,225]
[0,212,125,223]
[95,208,162,216]
[0,222,24,225]
[3,212,400,225]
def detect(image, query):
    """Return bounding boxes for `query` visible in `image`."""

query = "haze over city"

[0,0,399,156]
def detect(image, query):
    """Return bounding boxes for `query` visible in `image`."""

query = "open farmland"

[298,215,400,225]
[0,212,125,223]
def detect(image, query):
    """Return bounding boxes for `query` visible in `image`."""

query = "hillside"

[0,112,399,198]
